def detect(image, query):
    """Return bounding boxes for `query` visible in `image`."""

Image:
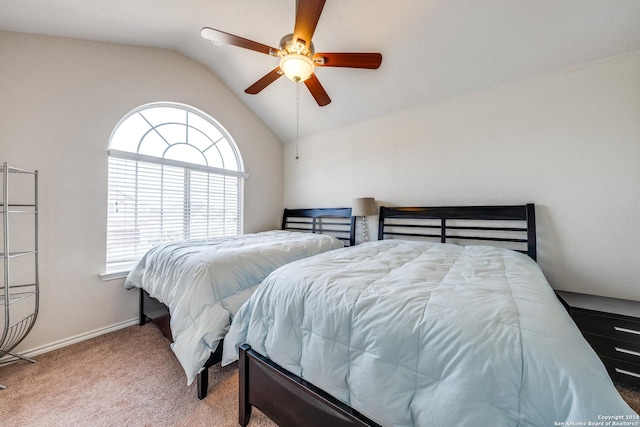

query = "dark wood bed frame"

[138,207,356,399]
[239,204,537,426]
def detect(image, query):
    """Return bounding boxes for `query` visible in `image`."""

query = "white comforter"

[223,239,636,426]
[124,230,343,384]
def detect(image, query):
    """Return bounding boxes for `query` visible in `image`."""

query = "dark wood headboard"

[282,208,356,247]
[378,204,536,260]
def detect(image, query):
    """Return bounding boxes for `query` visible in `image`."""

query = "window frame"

[102,102,248,280]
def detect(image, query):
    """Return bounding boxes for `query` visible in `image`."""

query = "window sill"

[100,270,130,282]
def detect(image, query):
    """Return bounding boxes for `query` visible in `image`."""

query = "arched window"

[106,102,247,272]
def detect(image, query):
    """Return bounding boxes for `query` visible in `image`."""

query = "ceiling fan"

[200,0,382,107]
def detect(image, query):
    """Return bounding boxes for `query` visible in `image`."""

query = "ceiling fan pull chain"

[295,82,300,161]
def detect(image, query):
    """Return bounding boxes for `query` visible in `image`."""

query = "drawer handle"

[615,368,640,379]
[615,347,640,358]
[614,326,640,336]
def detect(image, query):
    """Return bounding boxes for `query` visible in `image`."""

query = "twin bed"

[125,207,355,398]
[125,204,637,425]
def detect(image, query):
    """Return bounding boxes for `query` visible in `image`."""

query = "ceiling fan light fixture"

[201,2,381,106]
[279,53,315,82]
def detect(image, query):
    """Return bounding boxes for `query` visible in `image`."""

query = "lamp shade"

[352,197,377,217]
[279,53,315,82]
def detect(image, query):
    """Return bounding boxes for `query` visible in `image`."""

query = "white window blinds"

[106,103,245,272]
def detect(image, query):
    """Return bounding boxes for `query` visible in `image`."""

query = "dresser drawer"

[600,356,640,386]
[583,333,640,365]
[571,310,640,343]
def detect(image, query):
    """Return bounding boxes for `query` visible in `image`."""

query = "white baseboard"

[1,318,139,363]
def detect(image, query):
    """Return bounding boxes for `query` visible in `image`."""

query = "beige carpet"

[0,324,275,427]
[1,324,638,427]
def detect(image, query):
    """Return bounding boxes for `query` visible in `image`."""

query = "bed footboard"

[239,345,380,427]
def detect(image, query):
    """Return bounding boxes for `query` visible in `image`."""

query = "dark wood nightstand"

[556,290,640,386]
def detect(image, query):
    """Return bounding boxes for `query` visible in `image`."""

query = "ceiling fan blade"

[313,52,383,69]
[304,74,331,106]
[201,27,279,56]
[293,0,326,48]
[245,68,284,94]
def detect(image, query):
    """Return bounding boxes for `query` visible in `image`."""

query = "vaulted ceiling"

[2,0,640,142]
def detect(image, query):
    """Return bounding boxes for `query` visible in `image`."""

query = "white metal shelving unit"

[0,162,39,390]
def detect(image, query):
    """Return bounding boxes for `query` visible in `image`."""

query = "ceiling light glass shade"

[279,54,315,82]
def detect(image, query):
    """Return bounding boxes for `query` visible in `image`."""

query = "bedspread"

[223,239,636,426]
[124,230,343,384]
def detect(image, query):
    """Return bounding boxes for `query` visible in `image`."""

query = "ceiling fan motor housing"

[279,33,315,57]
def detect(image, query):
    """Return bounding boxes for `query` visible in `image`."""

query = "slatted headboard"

[282,208,356,247]
[378,204,536,260]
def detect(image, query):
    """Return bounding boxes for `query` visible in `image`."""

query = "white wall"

[0,31,283,355]
[285,50,640,301]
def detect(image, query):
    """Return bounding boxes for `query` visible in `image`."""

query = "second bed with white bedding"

[223,239,636,426]
[125,230,344,384]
